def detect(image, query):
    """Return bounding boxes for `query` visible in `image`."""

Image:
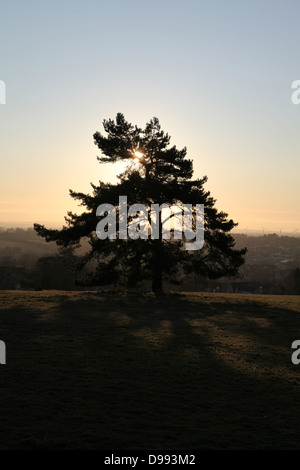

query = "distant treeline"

[0,228,299,293]
[0,227,89,290]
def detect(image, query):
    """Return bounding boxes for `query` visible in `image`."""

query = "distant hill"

[0,228,299,294]
[0,227,88,267]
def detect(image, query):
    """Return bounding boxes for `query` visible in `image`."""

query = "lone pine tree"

[34,113,246,294]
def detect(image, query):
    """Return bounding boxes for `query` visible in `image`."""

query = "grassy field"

[0,290,300,450]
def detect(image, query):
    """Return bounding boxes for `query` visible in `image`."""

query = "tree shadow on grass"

[0,290,300,449]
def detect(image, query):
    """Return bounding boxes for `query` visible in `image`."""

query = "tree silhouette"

[293,268,300,295]
[34,113,246,294]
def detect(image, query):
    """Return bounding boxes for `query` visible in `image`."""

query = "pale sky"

[0,0,299,234]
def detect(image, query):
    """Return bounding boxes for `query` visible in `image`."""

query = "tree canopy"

[34,113,246,293]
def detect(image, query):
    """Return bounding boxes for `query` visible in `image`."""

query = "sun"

[134,151,143,158]
[133,150,143,163]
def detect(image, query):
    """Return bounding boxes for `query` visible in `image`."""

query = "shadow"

[0,290,300,450]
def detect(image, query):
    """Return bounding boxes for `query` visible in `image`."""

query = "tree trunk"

[151,209,164,295]
[152,263,163,295]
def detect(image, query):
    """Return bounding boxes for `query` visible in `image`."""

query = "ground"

[0,290,299,450]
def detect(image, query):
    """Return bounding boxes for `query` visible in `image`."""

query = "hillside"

[0,290,300,450]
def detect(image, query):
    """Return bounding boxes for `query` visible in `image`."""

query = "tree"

[35,251,77,290]
[293,268,300,295]
[34,113,247,294]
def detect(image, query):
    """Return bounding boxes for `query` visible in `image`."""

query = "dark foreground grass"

[0,290,300,450]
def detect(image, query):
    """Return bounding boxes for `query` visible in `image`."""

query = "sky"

[0,0,299,234]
